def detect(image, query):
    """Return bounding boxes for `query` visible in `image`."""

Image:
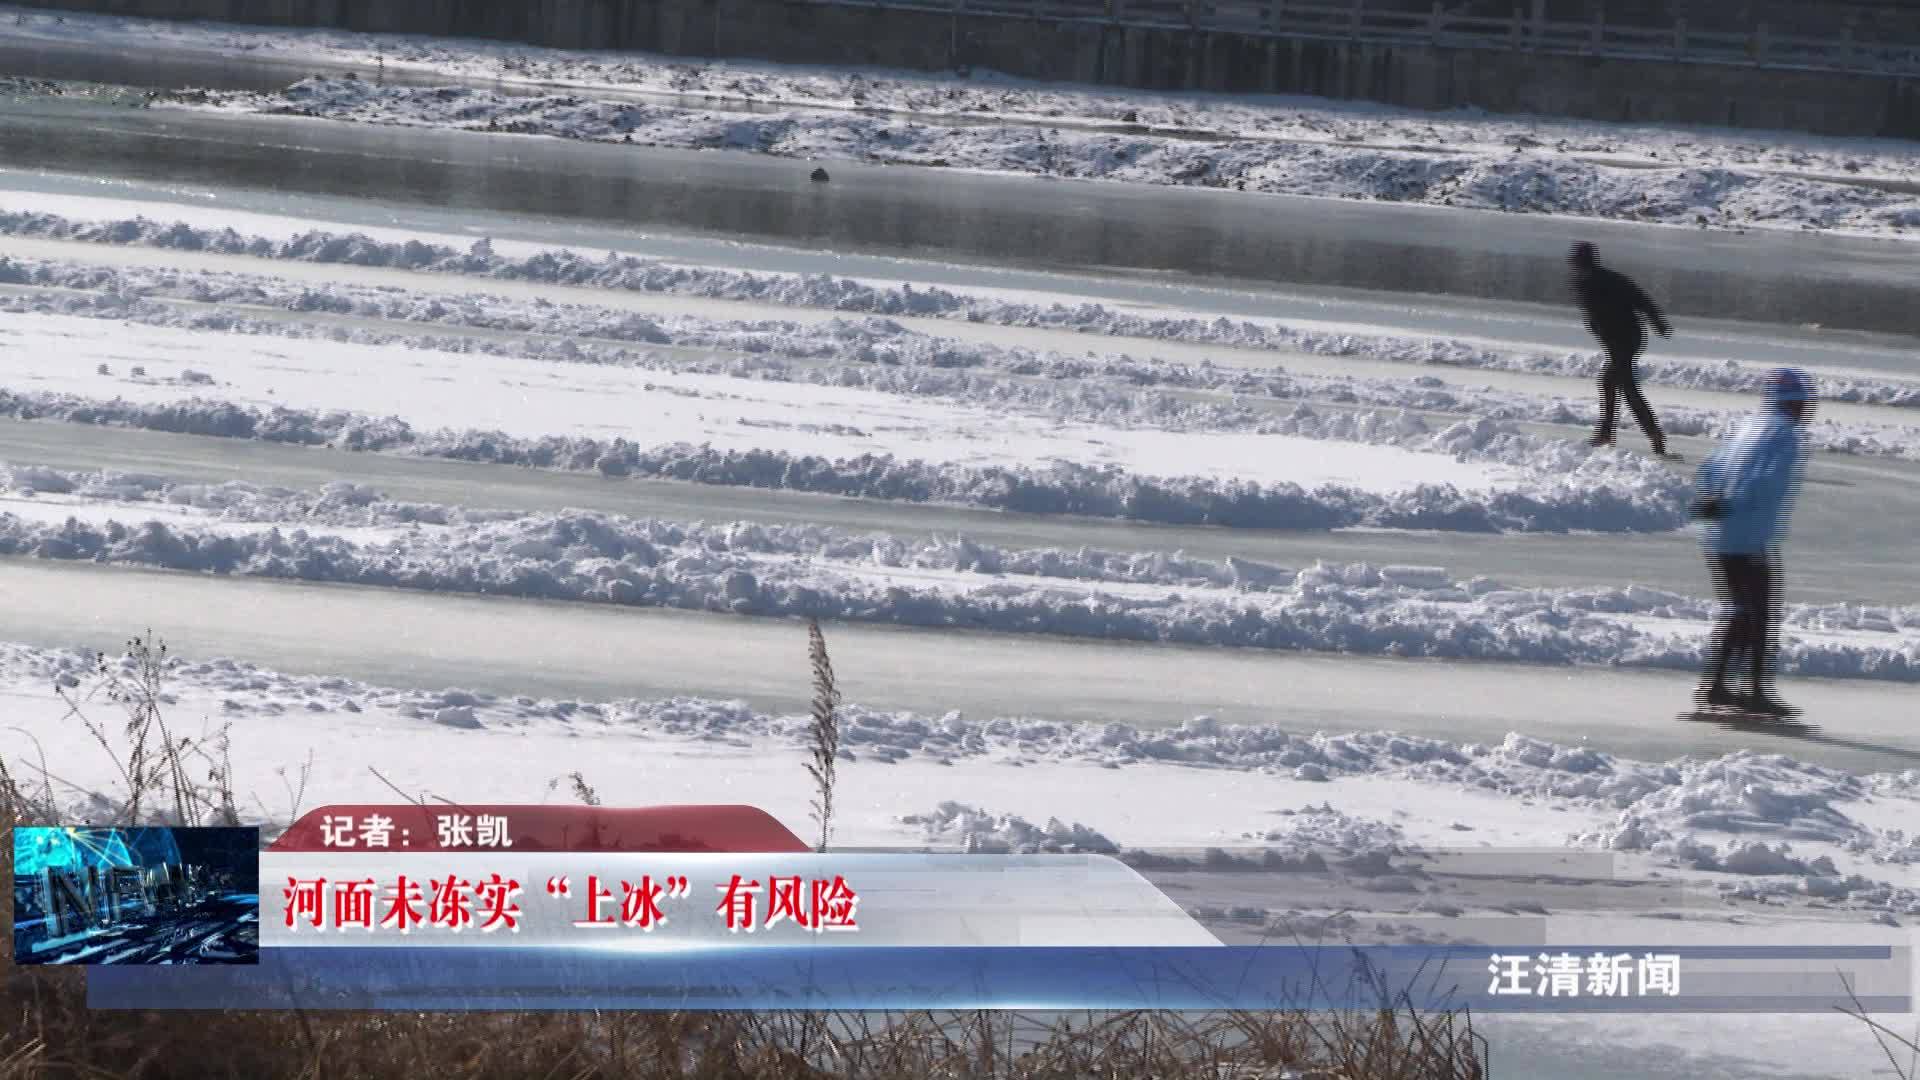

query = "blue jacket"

[1694,408,1808,555]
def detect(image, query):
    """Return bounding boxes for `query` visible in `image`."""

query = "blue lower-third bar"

[85,945,1910,1013]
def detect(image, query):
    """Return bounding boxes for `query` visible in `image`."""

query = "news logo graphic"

[12,826,260,965]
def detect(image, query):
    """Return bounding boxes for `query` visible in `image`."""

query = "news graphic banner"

[39,804,1911,1013]
[12,826,260,966]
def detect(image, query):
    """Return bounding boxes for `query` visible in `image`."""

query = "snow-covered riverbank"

[12,3,1920,242]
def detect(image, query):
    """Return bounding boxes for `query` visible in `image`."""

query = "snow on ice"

[896,802,1120,854]
[0,304,1701,532]
[4,638,1919,922]
[6,206,1920,413]
[5,240,1920,462]
[2,466,1918,680]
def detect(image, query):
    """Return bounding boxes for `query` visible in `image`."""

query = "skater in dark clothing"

[1690,367,1815,718]
[1569,242,1674,456]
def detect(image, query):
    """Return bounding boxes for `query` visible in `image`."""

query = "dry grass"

[11,633,242,831]
[806,617,844,854]
[2,630,1494,1079]
[0,964,1490,1080]
[1837,977,1920,1080]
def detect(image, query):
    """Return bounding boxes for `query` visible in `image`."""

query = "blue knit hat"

[1763,367,1814,406]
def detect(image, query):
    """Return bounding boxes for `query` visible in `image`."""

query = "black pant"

[1595,340,1665,453]
[1703,553,1778,696]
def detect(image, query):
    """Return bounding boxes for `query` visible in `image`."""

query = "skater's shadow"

[1695,714,1920,766]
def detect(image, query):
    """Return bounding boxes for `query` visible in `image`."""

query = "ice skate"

[1739,692,1801,719]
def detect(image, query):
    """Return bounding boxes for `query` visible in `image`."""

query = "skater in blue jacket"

[1689,367,1815,717]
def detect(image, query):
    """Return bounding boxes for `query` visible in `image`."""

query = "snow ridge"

[897,802,1120,854]
[0,378,1690,533]
[7,209,1920,408]
[13,461,1919,632]
[3,471,1916,679]
[9,253,1920,463]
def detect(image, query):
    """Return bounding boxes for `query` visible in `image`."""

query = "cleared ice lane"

[3,557,1916,774]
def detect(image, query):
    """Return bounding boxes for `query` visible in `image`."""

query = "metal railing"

[804,0,1920,76]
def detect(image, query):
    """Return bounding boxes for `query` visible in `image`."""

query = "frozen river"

[0,50,1916,770]
[0,35,1915,1080]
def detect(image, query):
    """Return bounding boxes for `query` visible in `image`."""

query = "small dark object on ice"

[810,167,831,182]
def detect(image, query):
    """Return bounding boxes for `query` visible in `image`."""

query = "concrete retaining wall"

[19,0,1920,137]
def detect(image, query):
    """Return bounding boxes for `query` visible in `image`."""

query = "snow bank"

[1578,754,1869,853]
[1243,803,1413,857]
[4,473,1918,679]
[9,250,1920,464]
[897,801,1119,853]
[9,209,1920,411]
[152,74,1920,241]
[0,365,1689,532]
[1567,752,1920,911]
[16,3,1920,199]
[0,386,409,448]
